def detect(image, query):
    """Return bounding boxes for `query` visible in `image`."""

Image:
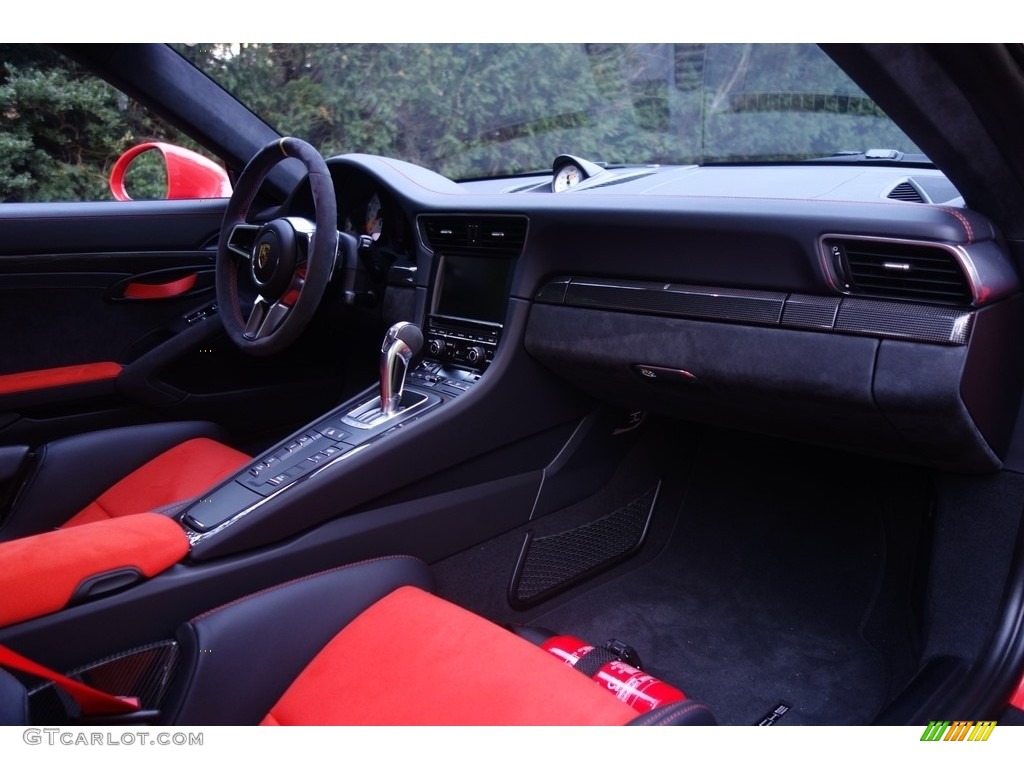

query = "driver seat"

[0,421,251,542]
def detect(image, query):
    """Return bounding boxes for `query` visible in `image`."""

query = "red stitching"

[630,704,712,729]
[188,554,426,623]
[942,207,975,243]
[662,703,710,725]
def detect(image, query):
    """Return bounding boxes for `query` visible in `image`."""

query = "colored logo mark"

[920,720,996,742]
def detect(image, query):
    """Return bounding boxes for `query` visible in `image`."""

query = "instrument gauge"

[365,193,383,240]
[552,163,584,193]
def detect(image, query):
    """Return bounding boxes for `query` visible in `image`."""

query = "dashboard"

[309,153,1023,477]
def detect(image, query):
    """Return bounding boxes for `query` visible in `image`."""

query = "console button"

[241,476,267,490]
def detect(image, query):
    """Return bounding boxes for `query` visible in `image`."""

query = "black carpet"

[524,434,926,725]
[434,424,929,725]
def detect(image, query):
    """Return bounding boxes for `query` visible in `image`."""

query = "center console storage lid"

[0,513,189,628]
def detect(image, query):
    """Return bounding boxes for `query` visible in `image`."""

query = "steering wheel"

[216,137,338,356]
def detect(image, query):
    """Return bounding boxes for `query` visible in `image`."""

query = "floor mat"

[526,437,903,725]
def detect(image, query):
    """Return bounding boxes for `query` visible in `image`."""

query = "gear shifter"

[343,321,427,429]
[379,321,423,416]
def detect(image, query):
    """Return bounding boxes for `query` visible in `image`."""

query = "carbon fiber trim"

[534,278,570,304]
[835,298,974,344]
[564,280,787,325]
[781,295,841,329]
[539,276,974,346]
[26,641,179,724]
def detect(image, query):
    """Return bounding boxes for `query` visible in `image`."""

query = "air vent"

[420,215,528,258]
[887,181,925,203]
[826,238,973,305]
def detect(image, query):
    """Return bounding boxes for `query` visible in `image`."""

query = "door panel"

[0,200,361,449]
[0,257,216,377]
[0,200,226,255]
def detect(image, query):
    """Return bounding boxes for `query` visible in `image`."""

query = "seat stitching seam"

[187,555,426,623]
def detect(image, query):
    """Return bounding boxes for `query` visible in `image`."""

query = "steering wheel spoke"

[227,224,261,260]
[244,296,291,340]
[280,266,307,308]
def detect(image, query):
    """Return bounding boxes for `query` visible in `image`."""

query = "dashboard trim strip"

[538,276,975,346]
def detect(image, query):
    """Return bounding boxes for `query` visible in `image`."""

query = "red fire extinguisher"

[541,635,686,713]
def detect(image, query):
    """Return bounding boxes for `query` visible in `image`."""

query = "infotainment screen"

[434,256,514,324]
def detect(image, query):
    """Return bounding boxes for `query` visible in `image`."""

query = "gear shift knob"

[380,322,423,416]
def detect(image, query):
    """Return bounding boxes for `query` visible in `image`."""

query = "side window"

[0,44,229,203]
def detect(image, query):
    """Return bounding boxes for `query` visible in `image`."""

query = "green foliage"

[121,149,168,200]
[1,43,921,202]
[0,44,213,202]
[698,44,916,162]
[0,52,120,201]
[175,43,918,179]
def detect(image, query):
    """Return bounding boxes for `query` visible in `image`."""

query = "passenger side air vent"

[419,215,528,257]
[887,181,925,203]
[825,237,973,305]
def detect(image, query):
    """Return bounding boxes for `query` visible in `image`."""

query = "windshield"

[175,43,921,181]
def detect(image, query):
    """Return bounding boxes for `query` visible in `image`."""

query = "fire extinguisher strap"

[605,639,644,669]
[573,646,620,678]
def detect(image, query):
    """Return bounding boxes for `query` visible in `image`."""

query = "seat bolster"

[0,669,28,726]
[262,585,641,725]
[0,421,230,540]
[163,556,434,726]
[626,699,718,726]
[0,513,190,628]
[63,437,250,528]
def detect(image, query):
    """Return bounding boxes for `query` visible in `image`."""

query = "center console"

[182,386,445,537]
[178,216,523,550]
[411,249,516,390]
